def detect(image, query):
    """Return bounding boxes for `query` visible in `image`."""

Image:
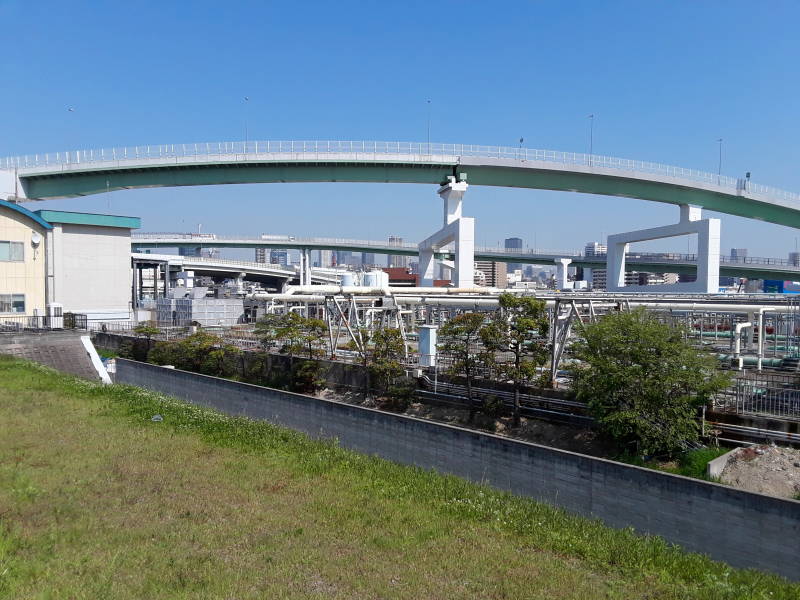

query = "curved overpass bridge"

[131,233,800,281]
[2,140,800,228]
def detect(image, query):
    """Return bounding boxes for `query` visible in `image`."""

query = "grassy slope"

[0,356,796,599]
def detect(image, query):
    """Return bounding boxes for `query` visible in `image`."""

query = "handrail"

[131,232,800,269]
[3,139,797,205]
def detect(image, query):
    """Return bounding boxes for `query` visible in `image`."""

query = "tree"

[133,322,160,341]
[481,294,549,427]
[571,308,730,457]
[255,312,329,391]
[148,331,241,377]
[369,328,406,396]
[438,312,487,422]
[255,311,328,360]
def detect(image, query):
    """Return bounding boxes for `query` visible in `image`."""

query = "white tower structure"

[418,175,474,287]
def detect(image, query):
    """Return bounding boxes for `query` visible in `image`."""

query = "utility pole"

[426,99,431,153]
[717,138,723,185]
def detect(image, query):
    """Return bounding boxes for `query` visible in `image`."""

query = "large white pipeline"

[280,285,524,296]
[248,291,795,315]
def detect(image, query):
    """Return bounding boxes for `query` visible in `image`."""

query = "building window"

[0,241,24,262]
[0,294,25,314]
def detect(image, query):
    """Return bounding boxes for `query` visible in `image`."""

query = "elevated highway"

[131,252,341,287]
[3,140,800,228]
[131,233,800,281]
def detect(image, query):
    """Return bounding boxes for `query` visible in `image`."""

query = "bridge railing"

[131,232,800,268]
[4,140,798,205]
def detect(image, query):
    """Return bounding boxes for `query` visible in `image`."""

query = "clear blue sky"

[2,0,799,258]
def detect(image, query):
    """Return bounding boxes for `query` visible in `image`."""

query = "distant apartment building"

[314,249,333,268]
[584,241,607,290]
[789,252,800,267]
[474,260,507,288]
[255,247,267,263]
[388,235,408,268]
[270,249,288,267]
[730,248,748,260]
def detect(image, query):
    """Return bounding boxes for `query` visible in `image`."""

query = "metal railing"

[131,232,800,270]
[715,372,800,420]
[0,313,87,333]
[3,140,798,205]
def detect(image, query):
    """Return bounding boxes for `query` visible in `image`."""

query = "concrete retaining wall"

[114,359,800,580]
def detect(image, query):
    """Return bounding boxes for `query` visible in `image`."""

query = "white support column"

[419,248,436,287]
[439,177,467,225]
[453,217,475,288]
[299,248,312,286]
[606,205,720,294]
[418,175,474,287]
[555,258,572,290]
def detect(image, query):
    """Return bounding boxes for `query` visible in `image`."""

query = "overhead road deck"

[131,253,340,285]
[131,233,800,281]
[3,140,799,228]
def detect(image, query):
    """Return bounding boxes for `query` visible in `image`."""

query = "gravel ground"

[720,444,800,499]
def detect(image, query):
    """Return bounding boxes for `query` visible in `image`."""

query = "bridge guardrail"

[131,233,800,269]
[4,140,798,206]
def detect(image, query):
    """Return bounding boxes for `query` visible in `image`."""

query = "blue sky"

[1,0,799,258]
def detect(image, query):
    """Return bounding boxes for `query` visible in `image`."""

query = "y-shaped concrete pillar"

[418,175,475,287]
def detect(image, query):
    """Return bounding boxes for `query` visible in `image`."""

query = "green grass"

[617,447,731,481]
[0,355,797,599]
[96,347,119,359]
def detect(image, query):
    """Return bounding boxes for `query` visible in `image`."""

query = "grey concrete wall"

[0,331,101,380]
[115,359,800,580]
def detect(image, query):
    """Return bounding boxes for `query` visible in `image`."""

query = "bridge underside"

[19,161,800,229]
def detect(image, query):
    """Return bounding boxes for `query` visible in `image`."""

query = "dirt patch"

[720,445,800,499]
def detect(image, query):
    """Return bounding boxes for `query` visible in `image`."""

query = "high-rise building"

[789,252,800,267]
[388,235,408,268]
[270,249,288,267]
[505,237,523,273]
[361,252,377,267]
[335,250,353,267]
[731,248,748,261]
[255,247,267,263]
[584,241,608,290]
[315,249,333,268]
[474,261,508,288]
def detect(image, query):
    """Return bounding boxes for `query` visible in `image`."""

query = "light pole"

[588,114,594,166]
[518,136,524,160]
[426,99,431,153]
[243,96,250,151]
[717,138,723,185]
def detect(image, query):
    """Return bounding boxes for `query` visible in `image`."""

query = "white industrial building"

[0,201,139,322]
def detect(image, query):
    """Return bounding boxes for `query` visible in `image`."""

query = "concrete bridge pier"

[299,248,312,286]
[606,205,720,293]
[418,176,475,287]
[555,258,572,290]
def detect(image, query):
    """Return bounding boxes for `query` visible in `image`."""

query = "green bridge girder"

[18,159,800,229]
